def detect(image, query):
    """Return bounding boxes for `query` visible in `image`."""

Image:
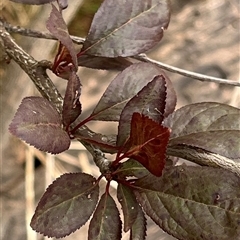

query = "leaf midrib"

[84,2,160,54]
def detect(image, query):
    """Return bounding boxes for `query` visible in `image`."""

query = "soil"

[1,0,239,240]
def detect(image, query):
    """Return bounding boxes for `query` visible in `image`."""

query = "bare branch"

[134,54,240,87]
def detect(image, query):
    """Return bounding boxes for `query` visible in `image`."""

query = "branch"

[0,20,111,171]
[1,20,239,176]
[167,146,240,177]
[134,54,240,87]
[0,23,63,112]
[3,20,85,45]
[5,22,239,87]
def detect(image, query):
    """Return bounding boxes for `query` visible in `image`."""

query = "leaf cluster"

[7,0,240,239]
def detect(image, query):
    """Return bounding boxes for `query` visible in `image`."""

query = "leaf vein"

[85,3,160,55]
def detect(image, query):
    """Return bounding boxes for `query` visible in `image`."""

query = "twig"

[3,21,85,45]
[1,20,239,176]
[0,21,63,112]
[134,54,240,87]
[4,21,239,87]
[0,20,107,170]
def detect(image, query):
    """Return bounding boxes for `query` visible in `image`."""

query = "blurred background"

[0,0,239,239]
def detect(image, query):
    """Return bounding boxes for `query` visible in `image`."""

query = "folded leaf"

[90,63,168,121]
[47,4,77,71]
[130,205,147,240]
[88,193,122,240]
[117,184,139,232]
[62,71,82,127]
[117,75,167,146]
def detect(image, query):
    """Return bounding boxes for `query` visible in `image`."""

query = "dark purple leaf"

[133,166,240,240]
[117,75,167,146]
[81,0,170,57]
[88,193,122,240]
[46,4,77,70]
[164,102,240,137]
[78,55,132,71]
[119,113,170,177]
[90,63,168,121]
[114,159,149,180]
[123,75,166,121]
[117,184,138,232]
[9,97,70,154]
[130,205,147,240]
[10,0,55,4]
[62,71,82,127]
[164,102,240,159]
[73,131,118,154]
[163,74,177,118]
[31,173,99,238]
[168,130,240,159]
